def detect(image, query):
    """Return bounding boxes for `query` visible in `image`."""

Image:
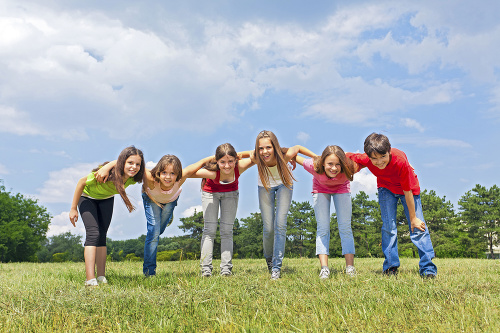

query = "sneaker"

[383,267,398,276]
[266,258,273,273]
[422,273,436,279]
[96,276,108,284]
[220,271,232,277]
[201,270,212,277]
[346,265,357,277]
[271,270,281,280]
[85,278,98,287]
[319,267,330,279]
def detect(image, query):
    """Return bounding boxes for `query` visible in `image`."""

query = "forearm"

[184,155,214,177]
[404,191,417,220]
[297,145,317,158]
[237,150,253,159]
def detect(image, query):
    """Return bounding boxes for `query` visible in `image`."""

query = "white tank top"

[258,165,293,187]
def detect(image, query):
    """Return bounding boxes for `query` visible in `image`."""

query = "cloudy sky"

[1,0,499,241]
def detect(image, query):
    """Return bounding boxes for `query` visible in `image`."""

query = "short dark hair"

[364,133,391,157]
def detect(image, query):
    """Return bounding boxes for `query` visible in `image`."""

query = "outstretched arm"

[404,190,426,233]
[180,156,215,184]
[295,155,306,166]
[284,145,317,162]
[237,158,255,174]
[69,177,87,227]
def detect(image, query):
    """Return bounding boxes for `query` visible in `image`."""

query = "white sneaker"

[85,278,98,287]
[271,270,281,280]
[346,265,357,277]
[319,267,330,279]
[96,276,108,284]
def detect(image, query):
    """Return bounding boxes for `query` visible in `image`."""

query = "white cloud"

[0,164,8,175]
[48,211,85,238]
[181,205,203,218]
[0,105,46,135]
[36,163,96,203]
[296,131,310,143]
[351,168,377,197]
[401,118,425,132]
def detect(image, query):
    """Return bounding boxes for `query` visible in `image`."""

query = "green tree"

[177,210,204,254]
[459,184,500,258]
[234,213,263,258]
[420,190,461,258]
[37,232,84,262]
[286,201,316,257]
[0,182,51,262]
[351,191,381,258]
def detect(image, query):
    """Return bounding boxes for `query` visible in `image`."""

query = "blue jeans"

[258,184,293,272]
[200,190,239,274]
[142,192,178,276]
[378,187,437,276]
[313,192,355,256]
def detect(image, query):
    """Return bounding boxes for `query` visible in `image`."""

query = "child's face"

[124,155,142,179]
[258,138,276,165]
[159,164,177,187]
[217,155,236,175]
[323,154,342,178]
[369,152,390,169]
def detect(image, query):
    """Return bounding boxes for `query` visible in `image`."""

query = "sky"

[1,0,499,241]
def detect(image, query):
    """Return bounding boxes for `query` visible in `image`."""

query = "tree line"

[1,181,499,262]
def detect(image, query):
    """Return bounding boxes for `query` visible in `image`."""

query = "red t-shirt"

[346,148,420,195]
[202,167,240,193]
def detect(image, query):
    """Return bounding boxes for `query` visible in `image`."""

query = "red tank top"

[202,167,240,193]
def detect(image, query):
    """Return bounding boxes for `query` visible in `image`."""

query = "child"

[194,143,254,277]
[253,130,315,280]
[295,145,357,279]
[69,146,145,286]
[347,133,437,278]
[96,154,214,277]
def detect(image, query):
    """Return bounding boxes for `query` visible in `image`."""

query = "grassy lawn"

[0,257,499,332]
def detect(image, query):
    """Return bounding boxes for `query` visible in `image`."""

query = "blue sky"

[1,0,499,241]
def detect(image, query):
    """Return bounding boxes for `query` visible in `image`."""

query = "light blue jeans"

[313,192,355,256]
[258,184,293,272]
[200,190,239,274]
[378,187,437,276]
[142,192,178,276]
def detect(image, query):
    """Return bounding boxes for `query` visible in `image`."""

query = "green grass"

[0,258,499,332]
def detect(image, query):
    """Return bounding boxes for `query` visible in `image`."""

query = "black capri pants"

[78,196,114,247]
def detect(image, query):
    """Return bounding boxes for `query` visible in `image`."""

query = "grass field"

[1,257,499,332]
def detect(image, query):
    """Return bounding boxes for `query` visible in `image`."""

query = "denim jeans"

[200,190,239,274]
[378,187,437,275]
[313,192,355,256]
[142,192,178,276]
[258,184,293,272]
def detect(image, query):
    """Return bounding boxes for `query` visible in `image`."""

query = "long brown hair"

[201,143,238,188]
[96,146,145,212]
[254,130,295,190]
[313,145,355,181]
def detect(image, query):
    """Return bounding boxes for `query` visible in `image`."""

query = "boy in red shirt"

[347,133,437,278]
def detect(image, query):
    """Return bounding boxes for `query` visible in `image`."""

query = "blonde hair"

[254,130,295,190]
[313,145,355,181]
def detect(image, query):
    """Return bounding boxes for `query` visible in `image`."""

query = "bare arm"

[237,158,255,174]
[237,150,254,159]
[95,160,117,183]
[192,168,217,179]
[69,177,87,227]
[284,145,317,162]
[404,190,426,232]
[180,156,215,184]
[295,155,306,166]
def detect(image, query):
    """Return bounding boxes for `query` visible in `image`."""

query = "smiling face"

[323,154,342,178]
[123,155,142,179]
[369,152,391,169]
[159,164,177,188]
[217,154,237,175]
[258,138,276,165]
